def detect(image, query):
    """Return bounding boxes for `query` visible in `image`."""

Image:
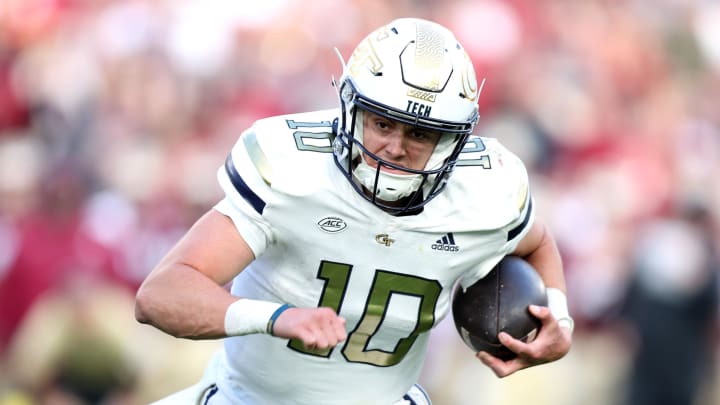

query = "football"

[452,255,548,360]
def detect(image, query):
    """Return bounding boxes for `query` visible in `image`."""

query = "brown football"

[452,255,548,360]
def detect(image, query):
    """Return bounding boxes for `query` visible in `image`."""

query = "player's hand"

[271,307,347,350]
[475,304,572,378]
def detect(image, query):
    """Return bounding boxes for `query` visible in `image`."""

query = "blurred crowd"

[1,0,719,404]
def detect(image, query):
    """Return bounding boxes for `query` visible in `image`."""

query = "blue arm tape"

[266,303,294,335]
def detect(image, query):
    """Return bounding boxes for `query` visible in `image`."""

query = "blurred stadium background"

[1,1,719,404]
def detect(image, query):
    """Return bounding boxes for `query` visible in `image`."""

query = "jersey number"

[286,119,491,168]
[288,260,442,367]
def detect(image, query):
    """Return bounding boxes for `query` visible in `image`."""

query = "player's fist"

[272,307,347,350]
[477,304,572,378]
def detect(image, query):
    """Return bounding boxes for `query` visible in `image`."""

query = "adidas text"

[431,244,459,252]
[431,233,460,252]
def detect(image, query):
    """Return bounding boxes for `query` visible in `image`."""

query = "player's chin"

[381,166,412,175]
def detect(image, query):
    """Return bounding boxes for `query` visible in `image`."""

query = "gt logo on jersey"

[318,216,347,233]
[375,234,395,246]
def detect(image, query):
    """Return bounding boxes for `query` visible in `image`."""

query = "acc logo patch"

[318,216,347,233]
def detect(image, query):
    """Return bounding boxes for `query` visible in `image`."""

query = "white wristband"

[546,288,574,333]
[224,299,284,336]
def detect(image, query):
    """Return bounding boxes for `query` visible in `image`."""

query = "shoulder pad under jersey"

[218,109,338,215]
[446,136,533,239]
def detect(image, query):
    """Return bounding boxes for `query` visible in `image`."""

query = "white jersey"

[213,109,534,405]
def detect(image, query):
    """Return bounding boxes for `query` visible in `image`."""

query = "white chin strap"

[353,158,423,201]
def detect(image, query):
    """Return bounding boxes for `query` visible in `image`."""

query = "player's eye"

[374,119,392,131]
[410,130,439,143]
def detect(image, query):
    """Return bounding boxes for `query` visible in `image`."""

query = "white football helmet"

[333,18,481,215]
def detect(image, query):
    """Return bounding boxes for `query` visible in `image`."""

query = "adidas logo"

[431,232,460,252]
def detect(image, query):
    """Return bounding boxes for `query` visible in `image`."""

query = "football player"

[135,17,573,404]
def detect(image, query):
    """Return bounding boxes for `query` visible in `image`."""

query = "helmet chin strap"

[353,157,423,201]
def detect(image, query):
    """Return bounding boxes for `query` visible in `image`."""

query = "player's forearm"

[135,263,236,339]
[514,222,566,291]
[526,235,564,290]
[514,222,574,332]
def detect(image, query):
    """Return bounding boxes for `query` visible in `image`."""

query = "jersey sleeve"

[458,141,535,289]
[214,125,276,257]
[500,150,534,250]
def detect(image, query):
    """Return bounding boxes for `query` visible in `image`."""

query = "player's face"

[361,111,442,173]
